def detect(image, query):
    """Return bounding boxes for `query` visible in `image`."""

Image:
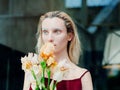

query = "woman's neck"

[54,49,70,63]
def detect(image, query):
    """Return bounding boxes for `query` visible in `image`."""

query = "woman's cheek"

[42,36,48,42]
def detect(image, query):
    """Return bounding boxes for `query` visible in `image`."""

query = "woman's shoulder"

[74,66,89,77]
[78,67,89,74]
[66,63,89,79]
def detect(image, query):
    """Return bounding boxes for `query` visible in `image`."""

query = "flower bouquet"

[21,42,68,90]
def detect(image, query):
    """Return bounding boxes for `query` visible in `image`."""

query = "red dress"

[29,71,88,90]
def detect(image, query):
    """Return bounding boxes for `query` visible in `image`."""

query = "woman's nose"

[48,33,54,42]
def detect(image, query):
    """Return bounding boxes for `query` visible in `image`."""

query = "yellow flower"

[21,53,38,71]
[40,42,55,60]
[21,57,33,71]
[47,57,56,67]
[24,61,32,70]
[50,61,57,69]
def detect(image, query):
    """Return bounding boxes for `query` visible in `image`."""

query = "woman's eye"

[55,30,61,34]
[42,30,48,35]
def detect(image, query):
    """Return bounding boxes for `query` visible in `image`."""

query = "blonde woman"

[23,11,93,90]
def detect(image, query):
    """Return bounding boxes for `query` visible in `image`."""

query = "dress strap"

[80,71,89,79]
[29,84,32,90]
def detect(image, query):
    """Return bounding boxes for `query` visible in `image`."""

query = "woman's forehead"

[42,17,64,23]
[41,17,66,29]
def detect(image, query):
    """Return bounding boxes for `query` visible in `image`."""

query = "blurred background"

[0,0,120,90]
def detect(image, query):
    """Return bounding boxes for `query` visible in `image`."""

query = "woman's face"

[41,17,72,54]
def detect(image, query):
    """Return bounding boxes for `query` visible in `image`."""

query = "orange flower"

[50,61,57,69]
[47,57,55,66]
[23,60,32,70]
[47,57,57,68]
[40,42,55,60]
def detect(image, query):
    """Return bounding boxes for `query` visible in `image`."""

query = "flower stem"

[47,68,51,89]
[41,61,47,89]
[52,81,58,90]
[31,69,39,87]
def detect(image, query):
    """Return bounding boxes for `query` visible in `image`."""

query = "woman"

[23,11,93,90]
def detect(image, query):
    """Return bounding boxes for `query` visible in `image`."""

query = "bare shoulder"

[68,64,93,90]
[77,66,88,72]
[68,63,90,79]
[78,67,93,90]
[64,62,91,80]
[74,66,89,77]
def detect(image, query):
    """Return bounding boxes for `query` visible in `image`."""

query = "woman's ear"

[67,33,73,41]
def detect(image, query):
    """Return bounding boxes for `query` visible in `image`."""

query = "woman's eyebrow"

[42,28,48,30]
[54,28,63,30]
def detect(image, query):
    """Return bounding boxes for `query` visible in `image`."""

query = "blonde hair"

[36,11,82,64]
